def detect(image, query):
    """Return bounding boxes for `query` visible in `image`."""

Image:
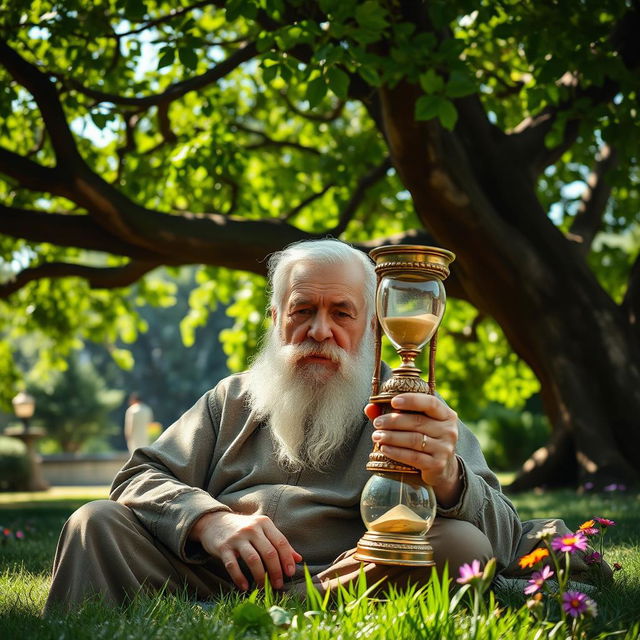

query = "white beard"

[246,327,375,472]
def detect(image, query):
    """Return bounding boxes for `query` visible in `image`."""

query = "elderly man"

[45,239,572,612]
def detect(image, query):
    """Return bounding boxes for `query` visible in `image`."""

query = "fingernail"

[372,430,383,441]
[241,582,249,591]
[373,417,382,428]
[392,396,406,407]
[287,564,295,575]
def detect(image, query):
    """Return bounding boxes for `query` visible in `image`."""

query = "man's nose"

[307,312,333,342]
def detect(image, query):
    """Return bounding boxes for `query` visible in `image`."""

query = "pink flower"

[594,517,616,528]
[551,532,588,553]
[524,565,554,595]
[562,591,590,618]
[584,551,602,565]
[579,527,599,536]
[15,530,25,540]
[457,560,483,585]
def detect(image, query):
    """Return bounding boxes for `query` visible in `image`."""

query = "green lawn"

[1,486,639,639]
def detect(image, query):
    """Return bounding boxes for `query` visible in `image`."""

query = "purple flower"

[603,483,626,492]
[562,591,590,618]
[524,565,554,595]
[551,532,588,553]
[457,560,483,585]
[15,530,24,540]
[584,551,602,566]
[594,517,616,528]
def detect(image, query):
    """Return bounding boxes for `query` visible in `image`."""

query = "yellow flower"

[579,519,596,531]
[518,547,550,569]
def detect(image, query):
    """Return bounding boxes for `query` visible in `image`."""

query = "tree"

[30,354,123,453]
[0,0,638,489]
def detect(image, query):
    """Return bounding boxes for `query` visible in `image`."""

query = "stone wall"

[42,452,130,486]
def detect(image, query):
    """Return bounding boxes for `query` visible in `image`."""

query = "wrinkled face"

[275,261,369,371]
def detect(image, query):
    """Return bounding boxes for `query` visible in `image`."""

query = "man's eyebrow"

[288,296,313,308]
[333,300,358,314]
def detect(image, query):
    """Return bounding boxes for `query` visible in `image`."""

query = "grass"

[1,486,639,639]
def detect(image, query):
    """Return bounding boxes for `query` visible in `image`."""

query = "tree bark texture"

[379,82,640,490]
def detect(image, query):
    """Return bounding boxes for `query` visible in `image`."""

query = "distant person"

[123,393,153,454]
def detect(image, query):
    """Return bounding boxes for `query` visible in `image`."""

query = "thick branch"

[328,158,392,236]
[0,260,159,299]
[0,146,72,197]
[60,42,258,108]
[0,40,81,164]
[568,144,617,253]
[0,205,165,261]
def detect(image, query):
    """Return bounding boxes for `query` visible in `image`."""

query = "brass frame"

[354,244,455,567]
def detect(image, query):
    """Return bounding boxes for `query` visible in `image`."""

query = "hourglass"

[354,244,455,566]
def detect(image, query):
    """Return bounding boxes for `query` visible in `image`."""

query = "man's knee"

[62,499,136,544]
[431,518,493,573]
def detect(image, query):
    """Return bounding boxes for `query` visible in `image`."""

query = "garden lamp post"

[7,391,48,491]
[11,391,35,433]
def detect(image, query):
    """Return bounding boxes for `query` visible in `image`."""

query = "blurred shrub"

[0,435,30,491]
[469,404,551,471]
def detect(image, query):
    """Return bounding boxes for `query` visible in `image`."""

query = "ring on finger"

[421,434,428,450]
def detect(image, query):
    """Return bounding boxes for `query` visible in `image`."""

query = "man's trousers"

[44,499,493,613]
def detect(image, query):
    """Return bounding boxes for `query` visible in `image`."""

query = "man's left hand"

[364,393,462,508]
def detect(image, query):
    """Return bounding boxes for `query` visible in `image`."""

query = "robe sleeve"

[109,388,232,563]
[437,419,522,572]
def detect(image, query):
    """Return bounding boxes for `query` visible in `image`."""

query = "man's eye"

[335,311,353,319]
[293,309,312,316]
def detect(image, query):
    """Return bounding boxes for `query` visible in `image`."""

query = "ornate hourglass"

[354,245,455,566]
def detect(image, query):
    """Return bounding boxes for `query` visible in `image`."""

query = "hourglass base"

[354,531,435,566]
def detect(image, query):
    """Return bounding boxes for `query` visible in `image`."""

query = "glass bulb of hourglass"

[360,472,436,536]
[377,276,445,351]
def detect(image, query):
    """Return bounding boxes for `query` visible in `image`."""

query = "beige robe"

[111,371,524,577]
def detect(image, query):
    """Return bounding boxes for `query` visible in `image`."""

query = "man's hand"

[364,393,462,508]
[189,512,303,591]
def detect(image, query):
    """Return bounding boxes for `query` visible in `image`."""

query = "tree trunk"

[380,83,640,490]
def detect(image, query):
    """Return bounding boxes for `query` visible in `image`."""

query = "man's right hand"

[189,511,302,591]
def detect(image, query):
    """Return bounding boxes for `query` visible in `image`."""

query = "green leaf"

[256,32,274,53]
[327,67,350,99]
[121,0,146,21]
[226,0,257,21]
[355,1,389,31]
[415,94,442,121]
[90,112,110,128]
[438,99,458,130]
[306,76,327,108]
[446,70,476,98]
[419,69,444,94]
[262,62,279,83]
[232,601,273,632]
[358,64,381,87]
[111,348,134,370]
[157,47,175,70]
[178,48,198,70]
